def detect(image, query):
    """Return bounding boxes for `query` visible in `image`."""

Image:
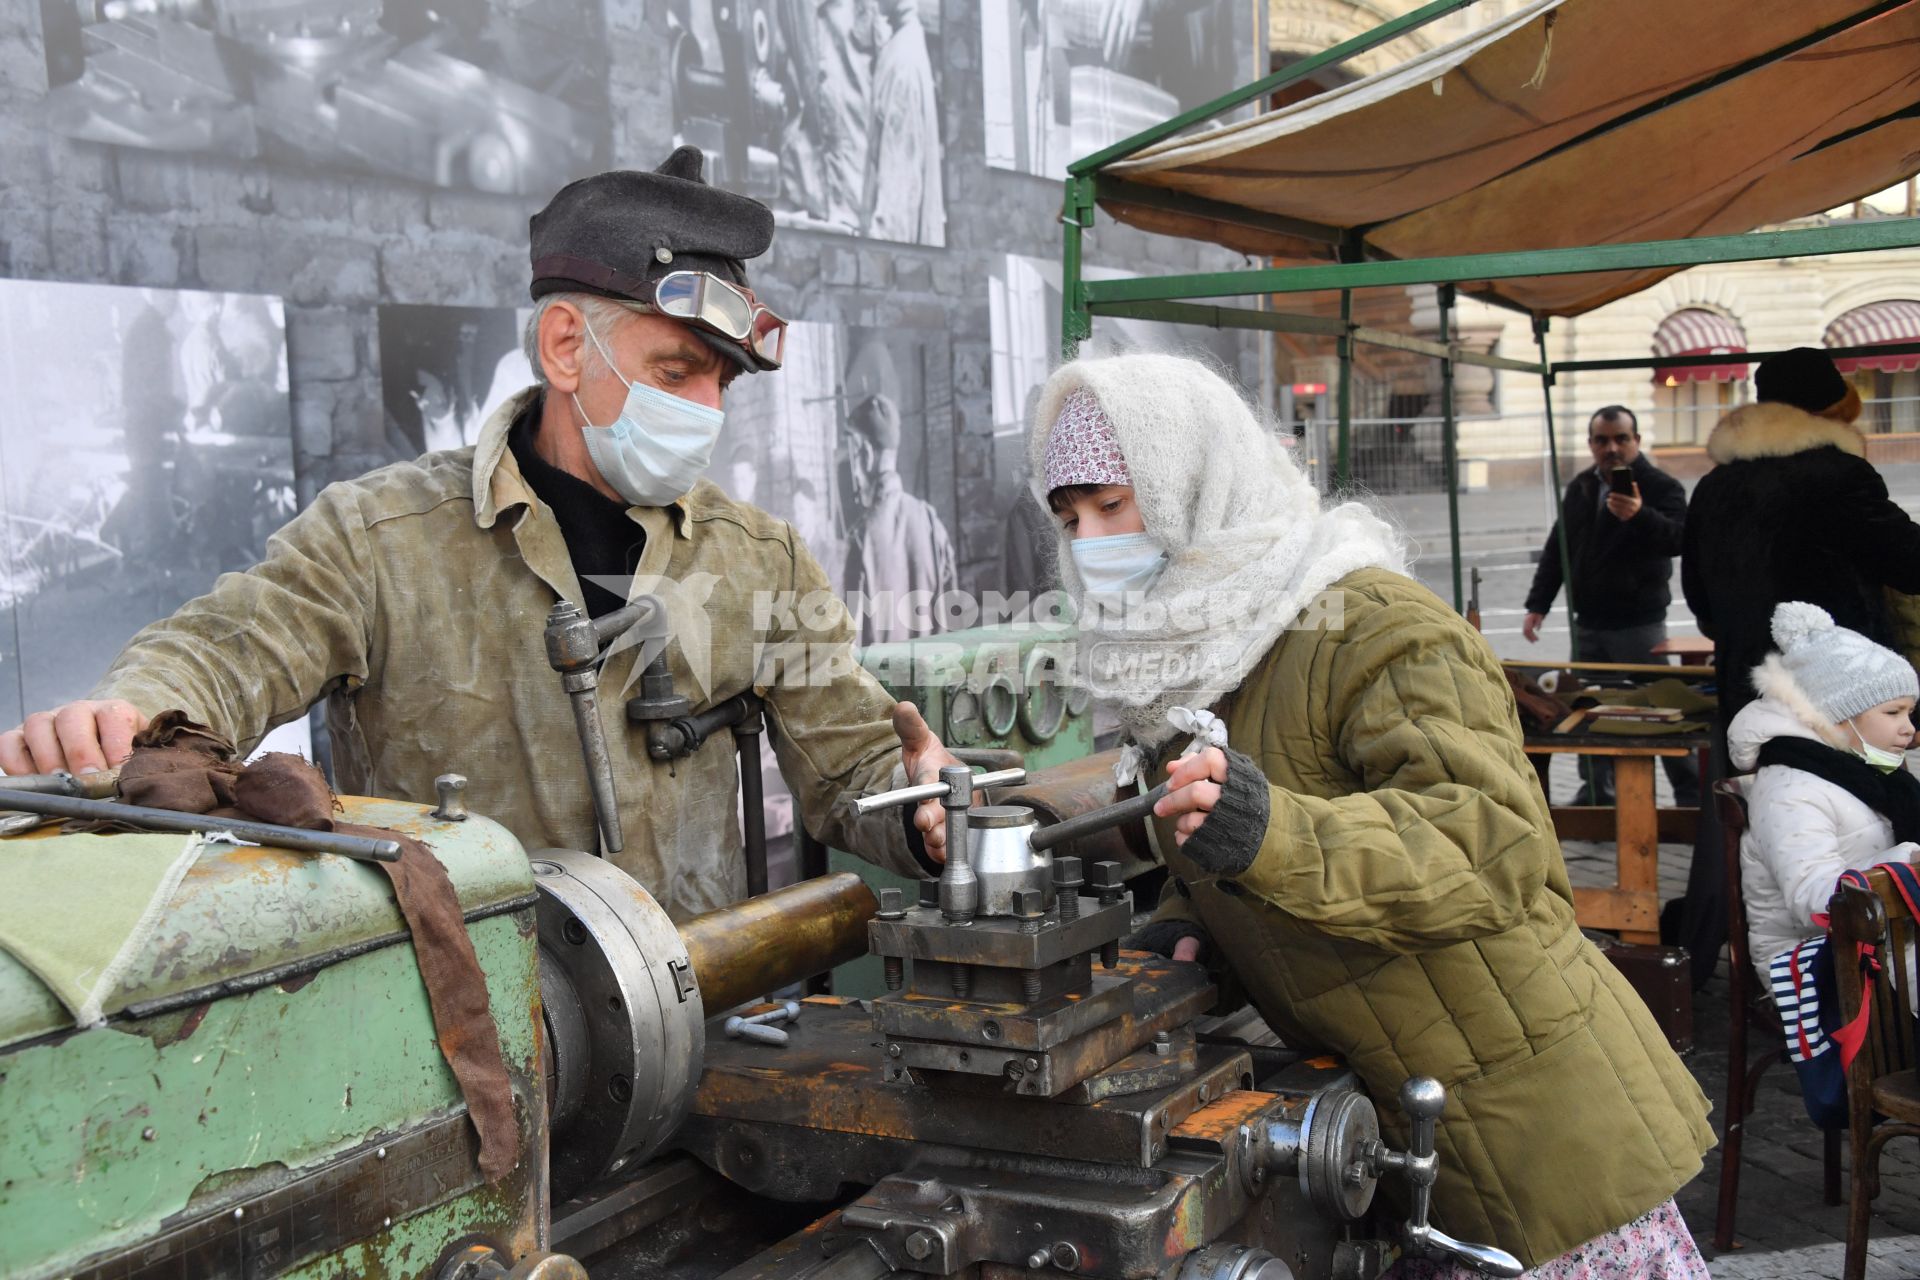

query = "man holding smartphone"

[1524,405,1696,806]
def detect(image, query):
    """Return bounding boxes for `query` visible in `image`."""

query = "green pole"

[1439,285,1462,613]
[1335,288,1353,492]
[1534,316,1578,662]
[1061,175,1094,358]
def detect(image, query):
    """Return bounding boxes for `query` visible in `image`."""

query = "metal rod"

[737,721,768,898]
[1554,339,1920,375]
[1068,0,1480,174]
[1347,324,1548,374]
[0,769,118,798]
[678,873,878,1013]
[1078,217,1920,303]
[565,681,624,855]
[0,789,402,862]
[1535,315,1579,665]
[1061,175,1095,358]
[1335,288,1353,493]
[1029,783,1171,854]
[1439,284,1462,614]
[849,768,1027,817]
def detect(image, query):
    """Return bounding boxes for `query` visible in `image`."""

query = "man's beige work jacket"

[92,391,923,919]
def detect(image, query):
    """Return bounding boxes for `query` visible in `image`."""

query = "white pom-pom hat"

[1766,601,1918,724]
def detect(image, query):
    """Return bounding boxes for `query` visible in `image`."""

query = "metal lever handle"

[1370,1078,1523,1278]
[544,595,668,857]
[850,767,1027,816]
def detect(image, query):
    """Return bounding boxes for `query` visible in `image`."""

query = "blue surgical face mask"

[1070,531,1168,600]
[572,317,726,507]
[1848,722,1908,774]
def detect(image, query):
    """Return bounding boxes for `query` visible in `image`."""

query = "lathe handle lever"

[850,767,1027,816]
[1371,1077,1524,1278]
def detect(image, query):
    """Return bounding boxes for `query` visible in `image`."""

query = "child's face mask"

[1848,721,1908,774]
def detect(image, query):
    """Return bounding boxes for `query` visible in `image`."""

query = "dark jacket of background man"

[1526,452,1687,631]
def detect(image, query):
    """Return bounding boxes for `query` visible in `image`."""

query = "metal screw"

[376,1146,388,1160]
[951,964,972,998]
[1091,861,1124,906]
[1028,1248,1051,1269]
[884,956,905,991]
[232,1207,245,1221]
[1014,889,1045,1002]
[1053,856,1083,922]
[1022,969,1043,1002]
[1151,1031,1172,1057]
[431,773,469,821]
[1100,940,1120,970]
[1051,1242,1080,1271]
[887,1042,903,1058]
[1025,1056,1040,1071]
[141,1127,155,1141]
[905,1230,936,1261]
[877,887,907,919]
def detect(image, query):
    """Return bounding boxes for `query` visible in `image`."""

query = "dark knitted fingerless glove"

[1179,744,1270,877]
[1127,920,1212,962]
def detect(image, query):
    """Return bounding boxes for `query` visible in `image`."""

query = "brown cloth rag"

[118,715,521,1181]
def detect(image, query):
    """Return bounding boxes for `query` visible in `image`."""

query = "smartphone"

[1608,466,1635,495]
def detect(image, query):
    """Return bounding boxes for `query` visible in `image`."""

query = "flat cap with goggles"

[529,146,788,373]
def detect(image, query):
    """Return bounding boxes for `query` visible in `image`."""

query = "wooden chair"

[1712,780,1841,1250]
[1828,870,1920,1280]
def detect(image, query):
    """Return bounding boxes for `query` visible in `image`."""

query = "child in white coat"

[1731,601,1920,984]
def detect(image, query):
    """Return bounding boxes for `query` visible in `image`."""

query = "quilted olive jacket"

[1151,567,1712,1266]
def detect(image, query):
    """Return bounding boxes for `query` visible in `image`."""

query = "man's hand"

[1606,482,1642,521]
[0,700,148,776]
[893,701,971,863]
[1153,746,1227,847]
[1522,612,1545,643]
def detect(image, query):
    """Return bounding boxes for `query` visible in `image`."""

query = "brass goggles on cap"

[651,270,787,370]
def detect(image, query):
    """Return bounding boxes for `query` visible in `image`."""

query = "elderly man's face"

[560,306,738,429]
[1588,413,1639,470]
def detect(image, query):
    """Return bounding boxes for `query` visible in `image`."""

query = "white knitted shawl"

[1028,354,1407,747]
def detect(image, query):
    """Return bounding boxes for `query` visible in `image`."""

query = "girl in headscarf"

[1031,353,1714,1279]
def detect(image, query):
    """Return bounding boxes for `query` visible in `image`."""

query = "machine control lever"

[544,595,668,856]
[850,768,1028,817]
[1366,1078,1524,1277]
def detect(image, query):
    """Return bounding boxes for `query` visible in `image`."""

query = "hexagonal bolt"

[1013,888,1045,931]
[1050,1242,1081,1272]
[877,886,907,920]
[905,1231,937,1262]
[1150,1031,1173,1057]
[1091,861,1124,906]
[1052,856,1083,921]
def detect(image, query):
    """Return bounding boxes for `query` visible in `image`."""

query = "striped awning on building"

[1652,308,1749,385]
[1825,300,1920,374]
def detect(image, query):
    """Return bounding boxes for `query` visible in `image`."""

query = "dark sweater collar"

[507,394,646,619]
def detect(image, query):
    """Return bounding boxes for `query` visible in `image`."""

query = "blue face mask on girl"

[572,316,726,507]
[1070,531,1168,600]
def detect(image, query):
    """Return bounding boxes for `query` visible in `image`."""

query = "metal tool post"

[544,595,669,856]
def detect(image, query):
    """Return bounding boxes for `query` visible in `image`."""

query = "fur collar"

[1705,401,1865,465]
[1748,653,1849,748]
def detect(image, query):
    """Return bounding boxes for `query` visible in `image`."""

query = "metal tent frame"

[1058,0,1920,637]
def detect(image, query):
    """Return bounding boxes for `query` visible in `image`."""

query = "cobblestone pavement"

[1542,753,1920,1278]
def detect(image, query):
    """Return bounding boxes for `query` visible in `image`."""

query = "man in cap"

[0,148,966,919]
[843,391,957,644]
